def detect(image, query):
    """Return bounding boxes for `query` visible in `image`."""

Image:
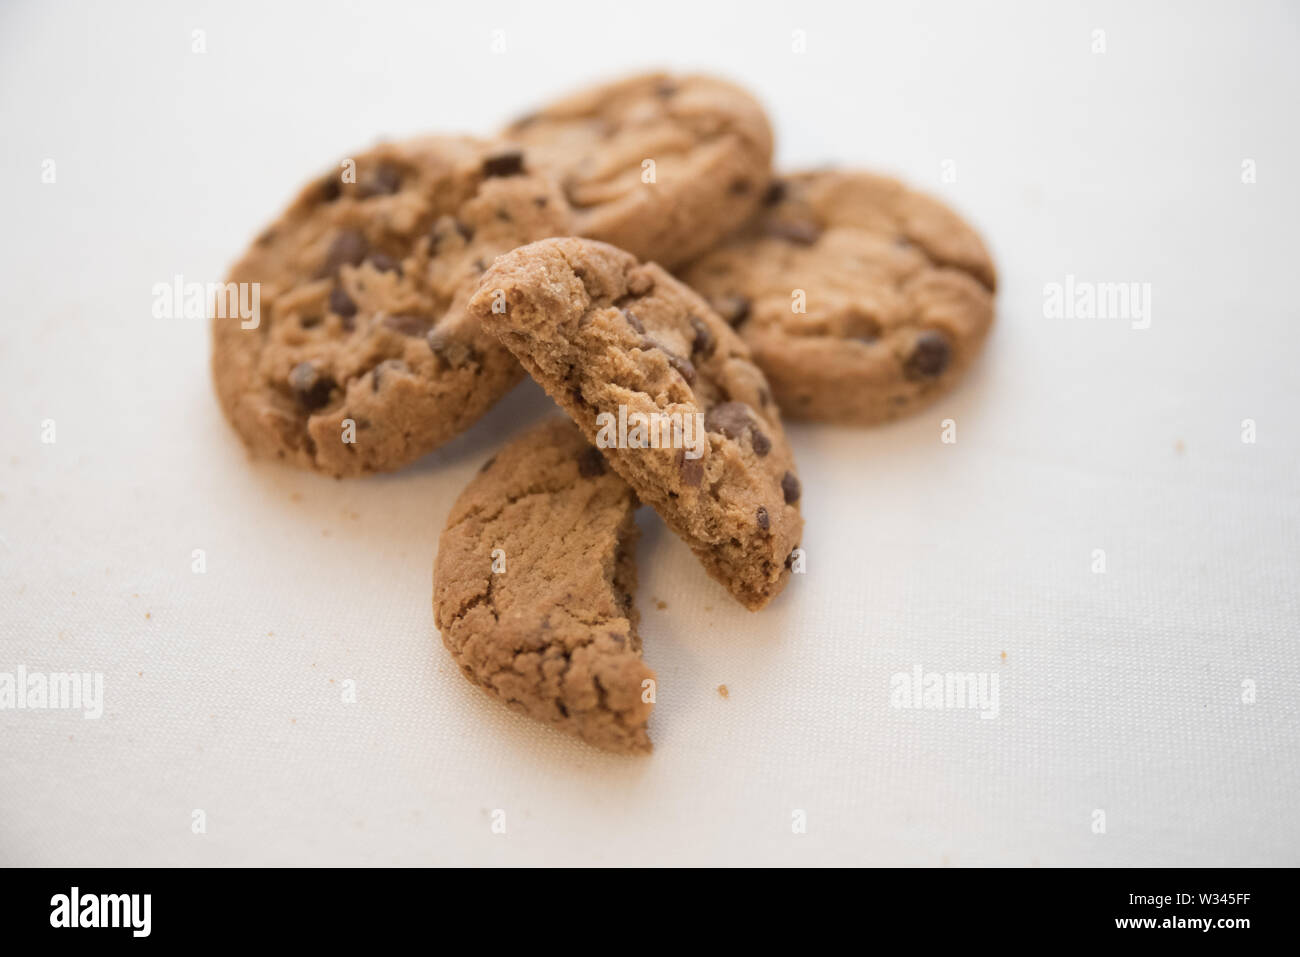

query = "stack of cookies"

[211,73,997,755]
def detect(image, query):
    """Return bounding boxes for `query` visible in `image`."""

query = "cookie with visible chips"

[500,72,773,271]
[212,136,572,476]
[682,170,997,424]
[434,417,654,754]
[470,237,803,611]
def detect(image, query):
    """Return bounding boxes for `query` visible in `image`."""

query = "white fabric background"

[1,0,1297,866]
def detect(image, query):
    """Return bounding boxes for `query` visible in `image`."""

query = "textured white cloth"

[1,0,1297,866]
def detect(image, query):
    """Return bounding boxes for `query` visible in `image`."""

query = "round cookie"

[470,238,803,611]
[212,136,573,476]
[434,417,654,755]
[681,170,997,425]
[499,72,773,271]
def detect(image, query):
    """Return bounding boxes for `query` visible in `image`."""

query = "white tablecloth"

[2,0,1297,866]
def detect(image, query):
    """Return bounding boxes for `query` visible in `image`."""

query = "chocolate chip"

[288,361,335,410]
[456,220,475,242]
[666,352,696,385]
[382,314,430,337]
[762,180,787,206]
[680,454,704,487]
[358,164,401,198]
[496,207,513,222]
[320,229,369,277]
[482,149,525,177]
[367,252,399,274]
[904,330,951,379]
[371,358,408,391]
[300,313,322,329]
[329,286,357,319]
[688,315,715,358]
[318,178,341,202]
[781,471,801,504]
[751,429,771,457]
[703,401,753,439]
[577,447,606,478]
[756,506,770,530]
[713,295,750,326]
[622,309,645,334]
[768,220,821,245]
[729,178,751,195]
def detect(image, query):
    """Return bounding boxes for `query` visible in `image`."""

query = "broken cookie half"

[433,417,654,754]
[470,237,803,611]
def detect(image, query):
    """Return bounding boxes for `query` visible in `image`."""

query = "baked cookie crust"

[500,72,773,271]
[682,169,997,424]
[212,136,572,476]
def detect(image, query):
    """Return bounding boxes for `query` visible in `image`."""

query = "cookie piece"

[500,72,773,271]
[682,170,997,424]
[470,238,803,611]
[434,418,653,754]
[212,136,572,476]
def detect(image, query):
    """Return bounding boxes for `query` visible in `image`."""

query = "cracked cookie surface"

[500,72,773,271]
[212,135,572,476]
[681,169,997,424]
[433,417,653,755]
[470,238,803,611]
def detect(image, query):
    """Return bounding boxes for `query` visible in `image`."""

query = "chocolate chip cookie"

[469,238,803,611]
[212,136,572,476]
[500,72,773,271]
[434,417,654,754]
[681,170,997,424]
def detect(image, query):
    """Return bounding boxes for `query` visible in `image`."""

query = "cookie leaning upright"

[212,136,572,477]
[470,238,803,611]
[434,418,653,755]
[682,170,997,424]
[499,73,774,271]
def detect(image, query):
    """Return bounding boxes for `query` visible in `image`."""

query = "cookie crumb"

[656,599,668,610]
[717,684,729,698]
[1000,651,1007,662]
[1174,439,1185,453]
